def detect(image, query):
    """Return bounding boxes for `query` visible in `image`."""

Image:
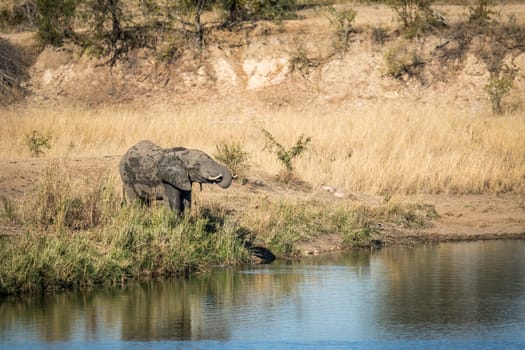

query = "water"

[1,240,525,349]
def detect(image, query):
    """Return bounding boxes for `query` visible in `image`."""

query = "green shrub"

[327,5,356,53]
[24,130,52,157]
[384,45,425,80]
[387,0,443,38]
[468,0,494,25]
[485,75,515,115]
[214,140,251,179]
[79,0,147,64]
[289,45,318,77]
[371,25,389,46]
[35,0,76,46]
[221,0,297,23]
[262,129,311,182]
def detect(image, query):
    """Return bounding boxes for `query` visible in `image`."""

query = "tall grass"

[0,205,249,296]
[2,103,524,195]
[0,162,249,296]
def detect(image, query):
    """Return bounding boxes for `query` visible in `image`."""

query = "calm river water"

[1,240,525,349]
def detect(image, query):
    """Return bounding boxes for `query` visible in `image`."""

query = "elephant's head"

[158,148,233,191]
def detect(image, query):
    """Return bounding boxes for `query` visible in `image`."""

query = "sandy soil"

[1,157,523,255]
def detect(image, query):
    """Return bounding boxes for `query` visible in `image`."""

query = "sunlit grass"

[2,103,524,194]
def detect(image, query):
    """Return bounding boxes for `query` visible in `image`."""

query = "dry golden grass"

[1,103,524,195]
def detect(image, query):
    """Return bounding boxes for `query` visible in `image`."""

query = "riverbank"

[1,156,524,250]
[1,155,524,296]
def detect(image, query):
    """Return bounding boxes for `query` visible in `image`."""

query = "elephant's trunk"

[215,166,233,189]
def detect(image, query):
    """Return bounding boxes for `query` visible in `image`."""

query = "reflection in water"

[376,241,525,339]
[1,241,525,345]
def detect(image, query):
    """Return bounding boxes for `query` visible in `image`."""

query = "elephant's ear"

[157,153,192,191]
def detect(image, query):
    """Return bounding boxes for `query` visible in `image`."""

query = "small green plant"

[262,129,311,182]
[25,130,52,157]
[485,76,514,114]
[246,0,297,22]
[384,46,425,80]
[387,0,441,39]
[371,26,389,46]
[220,0,297,23]
[289,45,318,77]
[468,0,494,25]
[327,6,356,53]
[36,0,77,46]
[214,140,251,179]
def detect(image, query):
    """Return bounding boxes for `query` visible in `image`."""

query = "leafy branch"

[262,129,311,176]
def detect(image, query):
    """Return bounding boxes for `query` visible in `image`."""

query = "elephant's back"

[119,140,163,185]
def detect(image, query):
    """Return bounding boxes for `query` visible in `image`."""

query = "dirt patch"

[1,157,523,254]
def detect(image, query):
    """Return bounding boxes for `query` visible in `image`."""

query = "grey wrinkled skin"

[119,140,233,212]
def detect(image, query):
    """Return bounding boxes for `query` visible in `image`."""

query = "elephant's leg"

[180,190,192,212]
[163,183,183,212]
[123,184,138,205]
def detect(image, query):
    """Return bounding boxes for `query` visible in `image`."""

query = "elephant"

[119,140,233,212]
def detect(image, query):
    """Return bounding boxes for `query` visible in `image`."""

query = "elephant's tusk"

[207,174,223,182]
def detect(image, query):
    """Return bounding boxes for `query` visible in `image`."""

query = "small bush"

[35,0,76,46]
[249,0,297,21]
[468,0,494,25]
[384,45,425,80]
[327,6,356,53]
[25,130,52,157]
[371,26,389,46]
[214,140,251,179]
[289,45,318,77]
[485,75,515,115]
[220,0,297,23]
[262,129,311,182]
[387,0,443,39]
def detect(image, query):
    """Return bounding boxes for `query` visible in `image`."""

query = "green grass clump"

[214,140,251,180]
[247,201,380,258]
[0,205,248,296]
[25,130,52,157]
[0,162,248,297]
